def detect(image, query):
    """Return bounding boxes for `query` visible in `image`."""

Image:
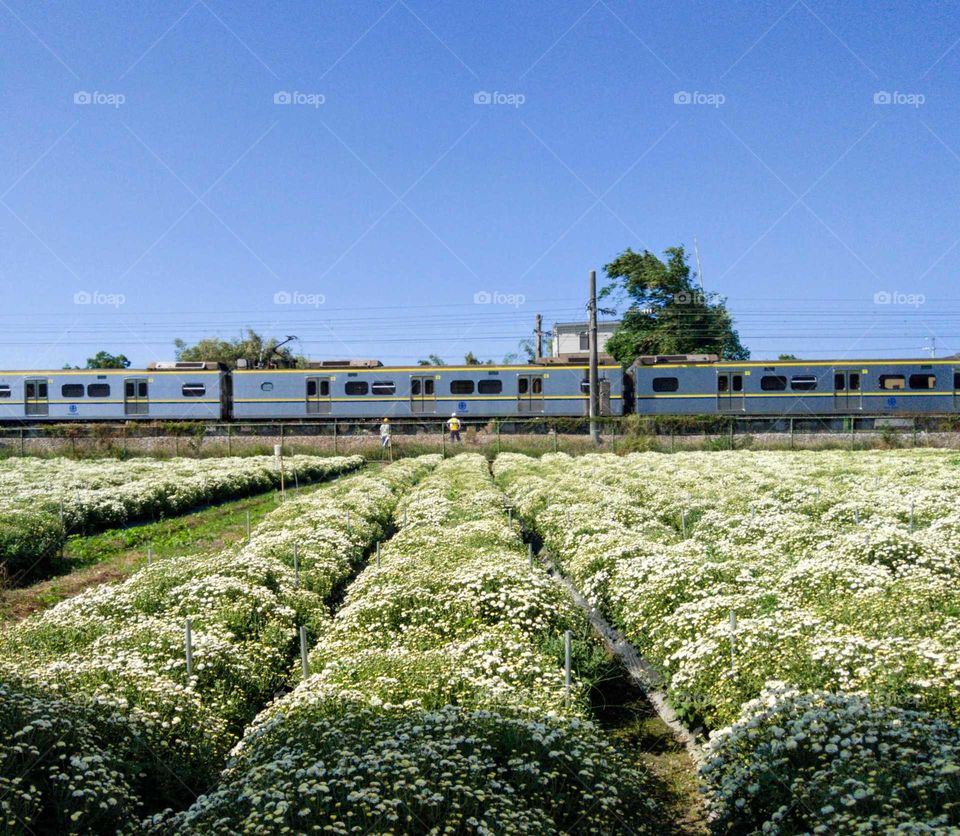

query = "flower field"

[159,455,667,834]
[2,448,958,832]
[0,454,363,586]
[494,450,960,831]
[0,456,435,832]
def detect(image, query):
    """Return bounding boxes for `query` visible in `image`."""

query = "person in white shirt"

[380,417,391,448]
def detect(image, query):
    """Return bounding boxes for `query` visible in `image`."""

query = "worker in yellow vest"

[447,412,462,443]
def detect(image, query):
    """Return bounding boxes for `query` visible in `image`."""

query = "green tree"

[85,351,131,369]
[174,330,300,369]
[778,353,799,361]
[417,354,446,366]
[600,246,749,364]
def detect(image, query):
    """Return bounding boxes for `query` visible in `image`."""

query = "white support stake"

[185,618,194,680]
[729,610,737,675]
[293,543,299,590]
[564,630,572,703]
[147,547,153,567]
[246,510,251,541]
[681,509,687,537]
[528,541,534,572]
[300,625,310,678]
[909,502,915,531]
[375,541,381,568]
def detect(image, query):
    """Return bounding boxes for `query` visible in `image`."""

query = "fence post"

[441,423,446,458]
[333,420,338,454]
[300,625,310,678]
[19,428,24,457]
[375,541,381,568]
[185,618,194,680]
[789,417,795,449]
[564,630,572,703]
[147,547,153,566]
[528,541,534,572]
[246,510,251,541]
[496,420,501,454]
[226,424,232,456]
[293,543,299,590]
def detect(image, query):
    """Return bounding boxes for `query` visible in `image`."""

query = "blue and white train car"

[0,362,229,421]
[232,360,625,420]
[633,356,960,415]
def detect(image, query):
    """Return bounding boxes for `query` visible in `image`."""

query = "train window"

[478,380,502,394]
[849,374,860,390]
[717,376,728,392]
[87,384,110,397]
[732,375,743,392]
[344,381,368,396]
[371,381,396,395]
[26,381,48,398]
[450,380,474,395]
[320,380,330,396]
[518,377,528,394]
[182,384,206,397]
[532,377,543,394]
[411,378,420,395]
[955,372,960,390]
[879,375,906,390]
[0,385,10,398]
[761,375,787,391]
[306,380,317,396]
[791,376,818,391]
[909,374,936,390]
[61,384,84,398]
[652,377,679,392]
[261,382,274,392]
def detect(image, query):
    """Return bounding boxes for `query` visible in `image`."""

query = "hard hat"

[451,412,457,417]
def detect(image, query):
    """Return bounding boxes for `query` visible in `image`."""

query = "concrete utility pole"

[534,314,543,359]
[588,270,600,445]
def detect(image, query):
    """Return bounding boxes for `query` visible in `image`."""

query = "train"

[0,354,957,423]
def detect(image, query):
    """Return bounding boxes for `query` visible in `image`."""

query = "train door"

[717,371,745,411]
[306,376,332,414]
[410,375,436,413]
[833,369,862,411]
[517,374,544,413]
[124,378,149,415]
[24,378,48,416]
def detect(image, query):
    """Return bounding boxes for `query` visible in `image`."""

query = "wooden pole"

[588,270,600,445]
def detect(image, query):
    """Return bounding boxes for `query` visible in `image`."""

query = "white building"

[550,321,621,357]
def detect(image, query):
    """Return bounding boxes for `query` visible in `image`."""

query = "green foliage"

[600,246,749,364]
[86,351,131,369]
[174,330,300,370]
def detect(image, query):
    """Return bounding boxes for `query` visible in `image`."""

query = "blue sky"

[1,0,958,368]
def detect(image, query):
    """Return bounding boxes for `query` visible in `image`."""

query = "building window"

[909,374,936,390]
[87,384,110,397]
[182,384,206,397]
[0,385,10,398]
[652,377,679,392]
[761,375,787,391]
[371,381,395,395]
[477,380,502,394]
[578,332,590,351]
[879,375,906,390]
[344,381,368,396]
[450,380,474,395]
[61,384,84,398]
[791,375,818,391]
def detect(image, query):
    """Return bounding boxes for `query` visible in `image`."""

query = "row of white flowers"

[0,456,438,832]
[158,454,667,834]
[493,450,960,831]
[0,454,364,585]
